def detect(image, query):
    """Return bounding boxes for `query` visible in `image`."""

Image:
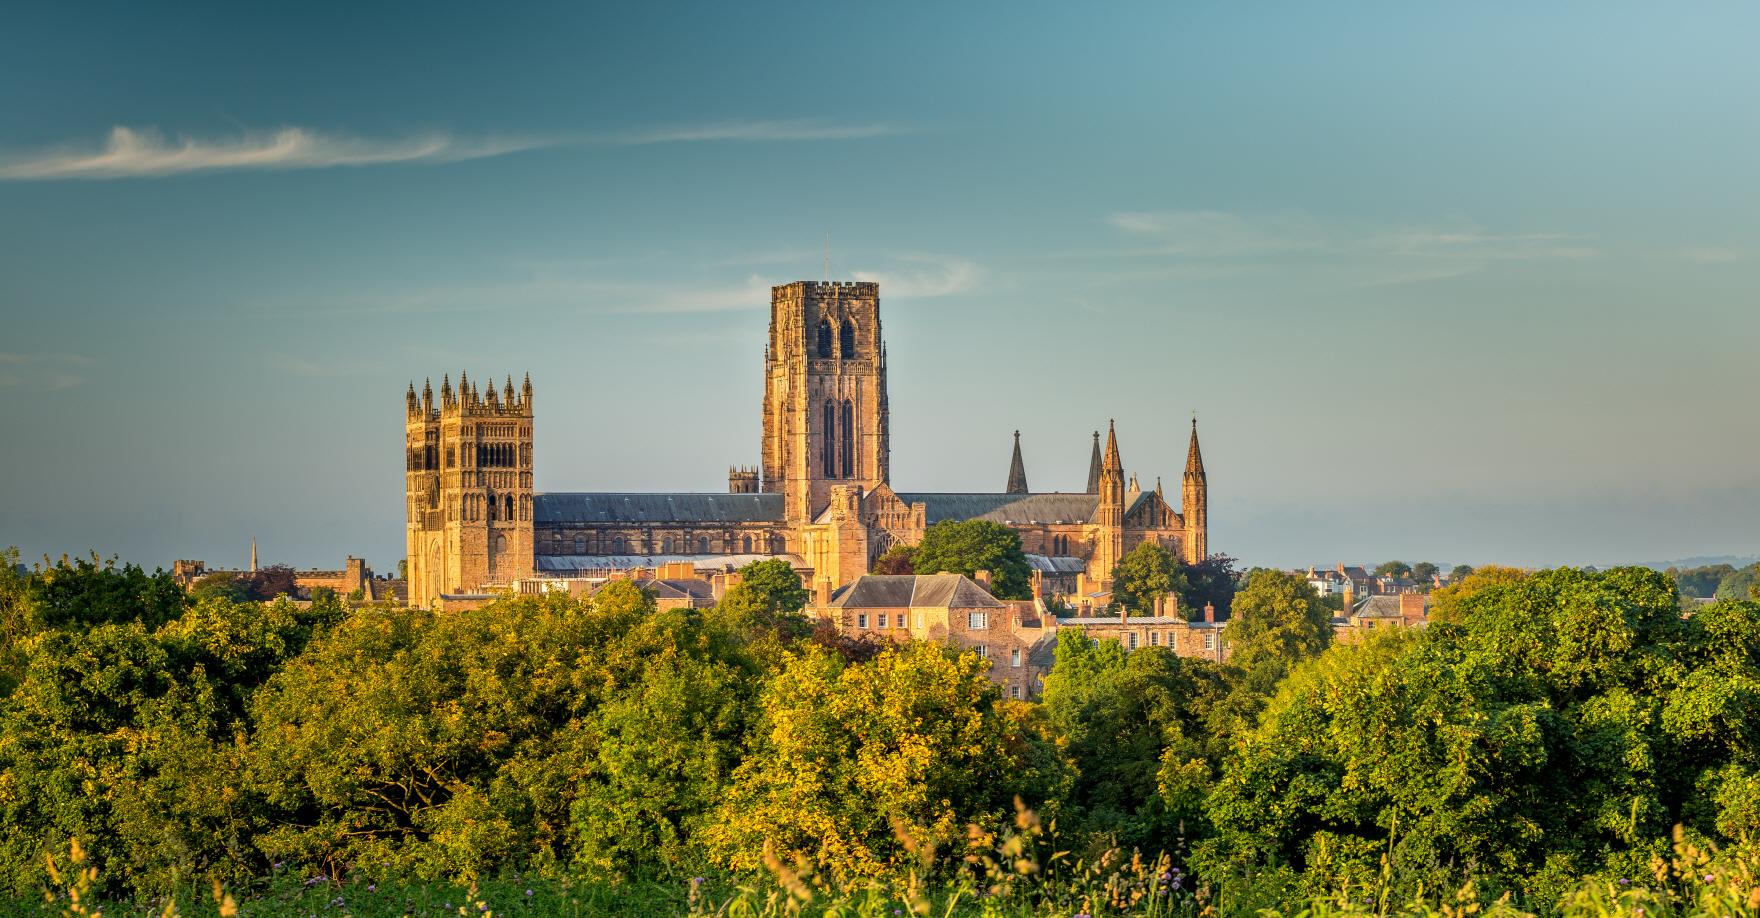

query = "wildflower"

[368,884,377,892]
[1619,878,1629,886]
[525,888,534,897]
[1706,874,1716,882]
[1172,879,1182,891]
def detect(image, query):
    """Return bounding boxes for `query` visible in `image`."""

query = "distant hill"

[1634,555,1759,571]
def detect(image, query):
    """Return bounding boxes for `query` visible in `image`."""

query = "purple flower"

[367,884,377,892]
[1706,874,1716,882]
[525,888,534,897]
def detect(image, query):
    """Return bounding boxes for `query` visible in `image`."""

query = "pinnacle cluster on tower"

[406,372,534,417]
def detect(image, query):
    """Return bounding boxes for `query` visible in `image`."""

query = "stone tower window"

[504,494,514,520]
[839,399,854,478]
[822,400,836,476]
[839,320,856,359]
[816,318,834,358]
[698,537,709,553]
[742,536,753,553]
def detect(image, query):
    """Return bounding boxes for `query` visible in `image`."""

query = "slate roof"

[534,492,784,525]
[894,492,1100,525]
[1024,554,1087,574]
[828,573,1005,609]
[535,553,799,572]
[1353,595,1407,619]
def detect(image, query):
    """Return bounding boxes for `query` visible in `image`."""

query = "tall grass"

[14,824,1760,918]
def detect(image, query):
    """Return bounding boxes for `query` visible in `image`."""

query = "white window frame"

[857,613,868,629]
[968,611,988,630]
[1010,648,1021,668]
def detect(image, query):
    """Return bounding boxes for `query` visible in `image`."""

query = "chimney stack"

[974,569,992,589]
[816,578,832,608]
[1203,601,1215,623]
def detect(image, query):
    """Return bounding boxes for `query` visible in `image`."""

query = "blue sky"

[2,1,1757,572]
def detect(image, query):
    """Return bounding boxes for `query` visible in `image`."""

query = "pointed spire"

[1128,472,1140,494]
[1103,419,1122,472]
[504,375,515,407]
[1185,416,1206,480]
[1156,476,1164,498]
[1006,430,1028,495]
[250,536,257,573]
[406,382,418,414]
[1086,431,1102,493]
[441,373,453,406]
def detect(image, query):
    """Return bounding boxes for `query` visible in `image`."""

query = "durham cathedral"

[404,281,1209,609]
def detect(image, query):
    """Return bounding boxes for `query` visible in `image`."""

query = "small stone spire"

[406,382,418,415]
[522,372,533,407]
[1085,430,1102,494]
[1185,416,1206,479]
[1156,476,1164,498]
[504,375,515,407]
[1006,430,1028,495]
[250,536,257,573]
[441,374,453,408]
[422,377,434,414]
[1103,419,1123,474]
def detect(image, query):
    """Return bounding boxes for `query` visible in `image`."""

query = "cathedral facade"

[404,281,1208,609]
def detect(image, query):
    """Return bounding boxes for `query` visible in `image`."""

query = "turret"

[406,382,419,416]
[1182,418,1208,564]
[422,378,434,415]
[441,374,453,410]
[503,375,515,409]
[1093,420,1126,585]
[522,372,533,410]
[1005,430,1028,495]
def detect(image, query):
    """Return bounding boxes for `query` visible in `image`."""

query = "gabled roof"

[1352,595,1406,618]
[828,573,1005,610]
[894,492,1100,525]
[534,492,784,525]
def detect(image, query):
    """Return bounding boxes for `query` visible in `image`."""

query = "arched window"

[822,400,837,476]
[742,536,753,553]
[495,533,507,553]
[698,537,709,554]
[614,536,627,554]
[816,318,834,358]
[573,536,585,554]
[840,320,856,359]
[487,492,496,521]
[839,399,854,478]
[663,537,674,553]
[504,494,514,520]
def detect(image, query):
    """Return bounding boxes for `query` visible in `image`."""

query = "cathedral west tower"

[761,282,890,528]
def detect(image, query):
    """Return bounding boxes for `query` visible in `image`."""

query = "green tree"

[1450,564,1475,580]
[871,543,916,575]
[1374,560,1411,579]
[1180,553,1240,619]
[705,641,1038,880]
[1210,570,1333,736]
[1109,542,1189,616]
[1714,564,1758,601]
[911,520,1032,600]
[1410,561,1439,583]
[730,557,809,616]
[1202,567,1758,905]
[1040,629,1218,848]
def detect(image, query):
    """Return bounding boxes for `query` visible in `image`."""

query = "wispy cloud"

[0,353,91,390]
[1093,209,1597,285]
[852,255,981,298]
[1676,246,1745,264]
[0,120,911,181]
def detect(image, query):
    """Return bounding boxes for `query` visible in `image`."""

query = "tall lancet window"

[822,400,837,476]
[816,319,834,358]
[839,399,854,478]
[840,321,856,359]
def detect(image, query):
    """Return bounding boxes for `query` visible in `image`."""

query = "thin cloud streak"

[0,120,912,180]
[0,353,92,390]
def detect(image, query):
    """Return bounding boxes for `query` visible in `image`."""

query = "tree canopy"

[910,520,1032,600]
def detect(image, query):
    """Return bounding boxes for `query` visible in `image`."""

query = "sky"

[2,1,1757,573]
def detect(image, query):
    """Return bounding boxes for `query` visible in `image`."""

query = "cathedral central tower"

[762,281,889,526]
